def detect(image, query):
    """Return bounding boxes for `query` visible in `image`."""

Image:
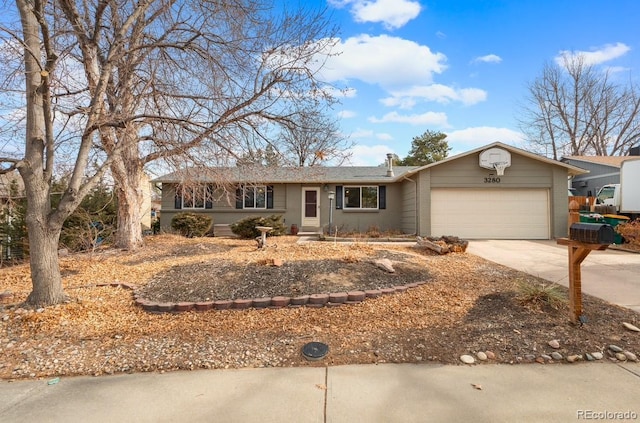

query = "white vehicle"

[596,158,640,215]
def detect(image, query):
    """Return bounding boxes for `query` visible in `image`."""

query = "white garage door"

[431,188,550,239]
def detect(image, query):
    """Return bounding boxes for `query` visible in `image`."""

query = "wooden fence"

[568,196,616,214]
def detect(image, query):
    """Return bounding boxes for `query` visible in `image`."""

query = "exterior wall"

[326,183,405,233]
[551,166,569,238]
[400,178,417,234]
[415,152,568,238]
[160,183,292,232]
[159,182,407,234]
[564,160,619,197]
[416,170,431,236]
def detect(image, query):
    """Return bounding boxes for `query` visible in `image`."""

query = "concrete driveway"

[467,240,640,314]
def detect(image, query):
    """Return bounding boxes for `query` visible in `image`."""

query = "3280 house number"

[484,177,501,183]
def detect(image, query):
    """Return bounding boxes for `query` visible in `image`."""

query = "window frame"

[343,185,379,209]
[181,185,206,209]
[243,185,268,209]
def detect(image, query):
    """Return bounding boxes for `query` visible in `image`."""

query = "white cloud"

[555,42,631,66]
[349,128,375,139]
[369,111,449,126]
[329,0,421,30]
[445,126,525,152]
[376,133,394,141]
[345,144,397,165]
[319,34,447,89]
[473,54,502,64]
[338,110,357,119]
[382,84,487,107]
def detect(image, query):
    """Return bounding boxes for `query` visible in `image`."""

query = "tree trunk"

[115,181,145,250]
[25,220,66,306]
[17,0,67,307]
[112,147,145,250]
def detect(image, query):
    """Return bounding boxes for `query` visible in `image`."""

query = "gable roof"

[153,142,588,184]
[561,155,635,169]
[404,141,588,177]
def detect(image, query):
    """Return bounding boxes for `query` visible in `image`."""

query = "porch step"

[298,227,323,236]
[213,224,236,237]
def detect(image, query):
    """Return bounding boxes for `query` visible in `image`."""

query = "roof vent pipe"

[386,153,394,177]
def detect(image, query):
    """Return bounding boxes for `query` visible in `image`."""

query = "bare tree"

[4,0,126,305]
[276,111,352,166]
[519,54,640,159]
[56,1,338,249]
[2,0,337,306]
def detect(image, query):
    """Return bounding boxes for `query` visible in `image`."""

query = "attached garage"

[407,142,587,240]
[431,188,550,239]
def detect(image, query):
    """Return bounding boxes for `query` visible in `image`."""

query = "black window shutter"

[235,186,243,209]
[266,185,274,209]
[335,185,343,209]
[379,185,386,209]
[205,185,214,209]
[174,186,182,209]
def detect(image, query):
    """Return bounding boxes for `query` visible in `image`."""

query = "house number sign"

[484,176,501,183]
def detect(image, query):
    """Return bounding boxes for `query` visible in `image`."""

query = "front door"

[301,187,320,228]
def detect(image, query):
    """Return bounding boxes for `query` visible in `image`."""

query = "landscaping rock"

[622,322,640,332]
[548,340,560,349]
[551,352,563,360]
[609,345,623,353]
[460,355,475,364]
[374,258,395,273]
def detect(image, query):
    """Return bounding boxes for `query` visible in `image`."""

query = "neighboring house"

[153,142,586,240]
[561,148,640,197]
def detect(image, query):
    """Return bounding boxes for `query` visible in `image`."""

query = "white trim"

[301,187,320,227]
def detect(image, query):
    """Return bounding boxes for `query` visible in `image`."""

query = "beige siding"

[401,178,417,234]
[429,154,553,188]
[551,166,570,238]
[414,151,569,239]
[330,183,404,233]
[416,170,431,236]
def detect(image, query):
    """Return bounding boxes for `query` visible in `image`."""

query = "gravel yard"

[1,234,639,380]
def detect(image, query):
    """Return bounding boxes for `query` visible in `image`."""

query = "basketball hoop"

[494,162,508,176]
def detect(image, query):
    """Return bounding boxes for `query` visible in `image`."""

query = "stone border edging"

[127,281,430,313]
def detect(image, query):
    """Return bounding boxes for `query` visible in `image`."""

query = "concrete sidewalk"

[1,363,639,422]
[467,240,640,313]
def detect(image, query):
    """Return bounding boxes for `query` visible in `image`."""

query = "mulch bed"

[1,234,639,381]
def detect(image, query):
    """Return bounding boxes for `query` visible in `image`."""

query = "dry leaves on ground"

[1,234,639,381]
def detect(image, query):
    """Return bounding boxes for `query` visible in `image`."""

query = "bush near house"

[171,212,213,238]
[230,215,286,239]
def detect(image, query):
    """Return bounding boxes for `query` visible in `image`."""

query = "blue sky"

[312,0,640,164]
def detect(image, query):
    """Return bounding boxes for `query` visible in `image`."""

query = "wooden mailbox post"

[557,201,610,324]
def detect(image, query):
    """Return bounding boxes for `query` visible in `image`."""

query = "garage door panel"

[431,189,549,239]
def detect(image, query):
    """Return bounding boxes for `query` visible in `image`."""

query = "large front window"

[344,186,378,209]
[182,186,205,209]
[244,186,267,209]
